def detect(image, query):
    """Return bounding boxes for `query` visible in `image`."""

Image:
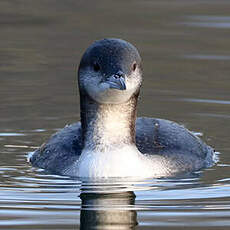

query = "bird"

[29,38,216,178]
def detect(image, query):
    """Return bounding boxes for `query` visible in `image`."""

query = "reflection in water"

[80,183,137,230]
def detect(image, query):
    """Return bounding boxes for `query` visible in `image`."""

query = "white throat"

[84,101,135,151]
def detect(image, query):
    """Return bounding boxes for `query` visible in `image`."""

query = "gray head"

[78,38,142,104]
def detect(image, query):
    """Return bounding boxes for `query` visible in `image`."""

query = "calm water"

[1,0,230,229]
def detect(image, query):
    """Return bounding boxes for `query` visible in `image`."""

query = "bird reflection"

[80,182,137,230]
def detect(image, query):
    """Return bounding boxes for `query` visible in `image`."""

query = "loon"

[29,38,215,178]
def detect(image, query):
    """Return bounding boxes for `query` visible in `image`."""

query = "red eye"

[132,62,137,71]
[93,62,100,72]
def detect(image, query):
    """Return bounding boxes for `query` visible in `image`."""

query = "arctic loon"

[29,38,215,178]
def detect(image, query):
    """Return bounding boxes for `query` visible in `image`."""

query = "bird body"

[29,38,215,178]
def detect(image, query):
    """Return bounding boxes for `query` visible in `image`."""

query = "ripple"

[32,129,46,132]
[194,113,230,119]
[189,16,230,21]
[5,144,37,149]
[184,54,230,61]
[0,132,26,137]
[184,15,230,29]
[186,22,230,29]
[182,98,230,105]
[0,162,230,229]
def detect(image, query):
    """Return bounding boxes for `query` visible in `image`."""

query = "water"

[1,0,230,229]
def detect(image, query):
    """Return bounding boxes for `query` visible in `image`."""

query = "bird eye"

[132,62,137,71]
[93,62,100,72]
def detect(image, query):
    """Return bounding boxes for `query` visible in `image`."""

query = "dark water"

[1,0,230,229]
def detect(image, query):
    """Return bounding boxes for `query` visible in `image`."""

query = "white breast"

[64,145,175,178]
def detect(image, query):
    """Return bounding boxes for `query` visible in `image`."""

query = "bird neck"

[80,93,138,151]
